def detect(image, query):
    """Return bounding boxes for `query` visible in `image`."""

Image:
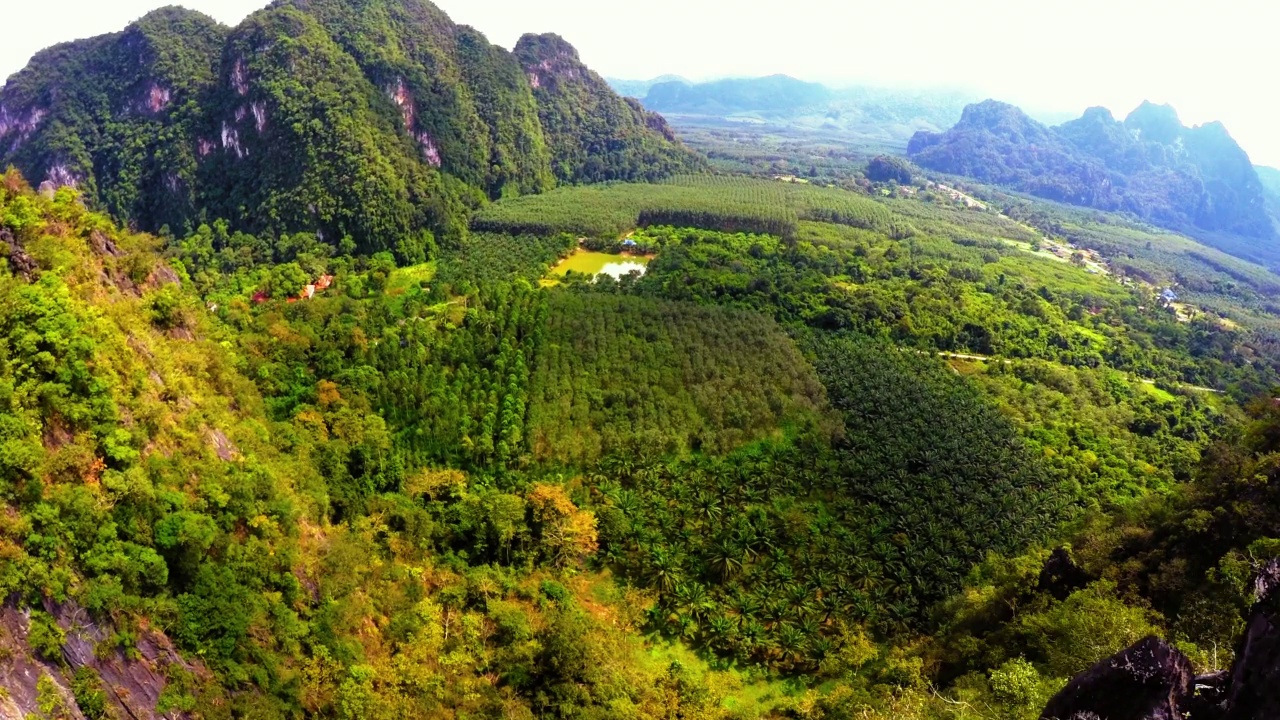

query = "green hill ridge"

[0,1,703,256]
[908,100,1276,259]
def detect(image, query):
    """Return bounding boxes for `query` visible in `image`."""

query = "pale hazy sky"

[3,0,1278,165]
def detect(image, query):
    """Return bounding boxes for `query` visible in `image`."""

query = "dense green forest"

[471,175,898,239]
[4,80,1280,719]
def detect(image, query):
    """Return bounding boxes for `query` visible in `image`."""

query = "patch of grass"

[643,639,796,716]
[997,237,1070,264]
[1136,381,1177,403]
[387,261,437,294]
[993,253,1131,303]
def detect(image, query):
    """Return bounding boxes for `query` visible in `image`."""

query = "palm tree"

[646,547,684,595]
[674,582,712,621]
[707,540,743,583]
[776,625,806,669]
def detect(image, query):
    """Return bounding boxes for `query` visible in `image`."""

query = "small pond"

[551,251,652,280]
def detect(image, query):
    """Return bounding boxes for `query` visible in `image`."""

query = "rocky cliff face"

[0,0,700,253]
[0,601,203,720]
[908,100,1275,243]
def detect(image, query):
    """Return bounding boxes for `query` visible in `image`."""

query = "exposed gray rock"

[207,428,239,461]
[0,228,38,281]
[0,600,198,720]
[147,263,181,288]
[1040,636,1193,720]
[1222,559,1280,720]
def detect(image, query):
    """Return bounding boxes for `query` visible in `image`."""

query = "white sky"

[2,0,1278,165]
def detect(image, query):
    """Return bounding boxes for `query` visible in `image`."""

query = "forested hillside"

[514,34,705,184]
[0,7,228,234]
[5,3,1280,709]
[908,100,1277,265]
[8,134,1280,717]
[0,0,700,256]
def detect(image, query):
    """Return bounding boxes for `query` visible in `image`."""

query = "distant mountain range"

[908,100,1276,244]
[640,75,834,116]
[606,74,691,99]
[0,0,701,254]
[609,75,976,148]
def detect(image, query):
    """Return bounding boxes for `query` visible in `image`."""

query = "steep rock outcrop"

[0,7,227,234]
[1037,547,1092,601]
[281,0,555,197]
[1039,636,1193,720]
[195,6,451,254]
[1221,559,1280,719]
[0,601,202,720]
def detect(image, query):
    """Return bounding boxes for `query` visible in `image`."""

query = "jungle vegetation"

[2,114,1280,720]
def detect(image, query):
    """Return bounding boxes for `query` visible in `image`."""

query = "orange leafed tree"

[528,483,598,568]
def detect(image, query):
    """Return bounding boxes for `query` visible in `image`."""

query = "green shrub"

[27,611,66,663]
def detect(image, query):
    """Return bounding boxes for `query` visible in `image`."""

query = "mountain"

[643,74,834,116]
[514,33,704,184]
[0,7,228,236]
[622,75,974,148]
[0,0,701,254]
[908,100,1275,243]
[1258,164,1280,206]
[906,101,1118,208]
[607,74,691,98]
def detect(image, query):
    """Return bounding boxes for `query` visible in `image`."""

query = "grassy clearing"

[388,261,437,294]
[1136,380,1178,403]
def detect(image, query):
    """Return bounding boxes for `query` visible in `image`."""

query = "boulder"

[1040,560,1280,720]
[1040,636,1193,720]
[1038,547,1091,601]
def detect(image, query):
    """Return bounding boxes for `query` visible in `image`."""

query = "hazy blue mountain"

[607,74,691,98]
[909,99,1275,243]
[643,75,834,115]
[614,74,974,147]
[1258,165,1280,202]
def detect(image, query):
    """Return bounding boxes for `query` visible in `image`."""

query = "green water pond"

[551,251,651,280]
